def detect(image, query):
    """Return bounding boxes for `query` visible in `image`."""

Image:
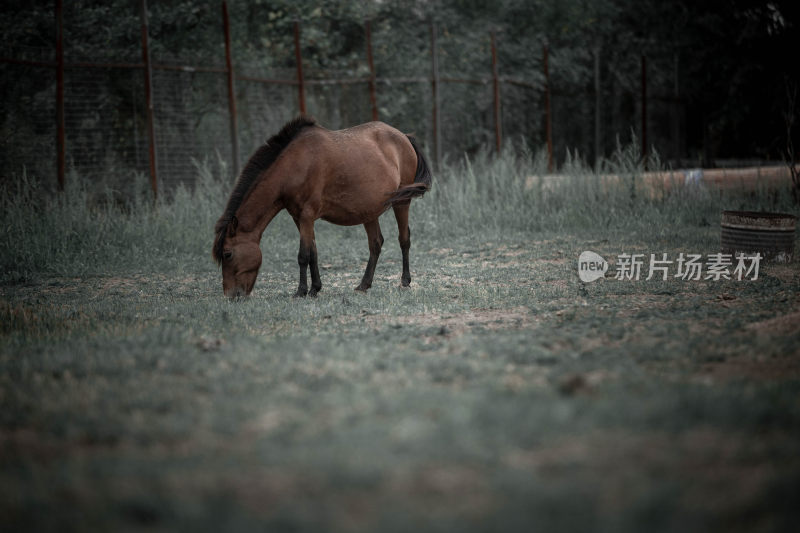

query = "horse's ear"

[227,216,238,237]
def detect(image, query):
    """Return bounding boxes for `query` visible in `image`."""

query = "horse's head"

[213,216,262,299]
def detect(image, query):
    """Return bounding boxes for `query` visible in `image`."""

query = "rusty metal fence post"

[139,0,158,198]
[430,22,441,170]
[641,54,648,166]
[294,21,306,115]
[365,20,378,121]
[594,45,601,170]
[672,53,681,162]
[491,31,502,154]
[543,42,553,172]
[55,0,65,191]
[222,1,239,178]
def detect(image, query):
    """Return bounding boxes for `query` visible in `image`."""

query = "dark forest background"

[2,0,799,188]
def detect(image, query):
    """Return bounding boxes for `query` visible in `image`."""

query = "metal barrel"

[720,211,796,263]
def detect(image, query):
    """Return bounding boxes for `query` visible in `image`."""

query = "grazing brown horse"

[212,116,432,298]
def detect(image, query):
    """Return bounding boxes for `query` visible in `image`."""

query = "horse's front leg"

[308,238,322,297]
[294,217,322,298]
[356,219,384,292]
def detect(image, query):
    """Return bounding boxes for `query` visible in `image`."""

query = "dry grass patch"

[366,307,536,337]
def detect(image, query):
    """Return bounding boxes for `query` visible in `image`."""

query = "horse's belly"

[318,173,398,225]
[319,200,387,225]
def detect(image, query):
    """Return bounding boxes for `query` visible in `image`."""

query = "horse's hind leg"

[356,219,383,292]
[393,203,412,287]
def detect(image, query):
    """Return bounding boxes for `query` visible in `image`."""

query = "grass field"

[2,149,800,532]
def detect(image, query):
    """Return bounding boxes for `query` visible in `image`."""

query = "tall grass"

[0,158,228,281]
[1,143,797,282]
[422,140,797,238]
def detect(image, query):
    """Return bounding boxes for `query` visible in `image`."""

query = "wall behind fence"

[1,1,687,197]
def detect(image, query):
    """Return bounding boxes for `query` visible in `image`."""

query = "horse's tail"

[385,135,433,207]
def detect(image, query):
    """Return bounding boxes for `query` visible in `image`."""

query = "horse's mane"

[213,115,316,265]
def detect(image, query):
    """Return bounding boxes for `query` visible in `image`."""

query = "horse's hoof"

[354,285,369,292]
[401,279,411,288]
[308,287,321,297]
[293,289,308,298]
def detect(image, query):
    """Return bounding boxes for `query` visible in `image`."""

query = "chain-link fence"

[1,2,686,197]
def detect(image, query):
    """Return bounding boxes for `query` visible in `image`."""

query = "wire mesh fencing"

[152,68,231,191]
[1,3,686,198]
[64,66,149,185]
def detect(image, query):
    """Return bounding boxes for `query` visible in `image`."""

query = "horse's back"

[280,121,417,225]
[329,121,414,174]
